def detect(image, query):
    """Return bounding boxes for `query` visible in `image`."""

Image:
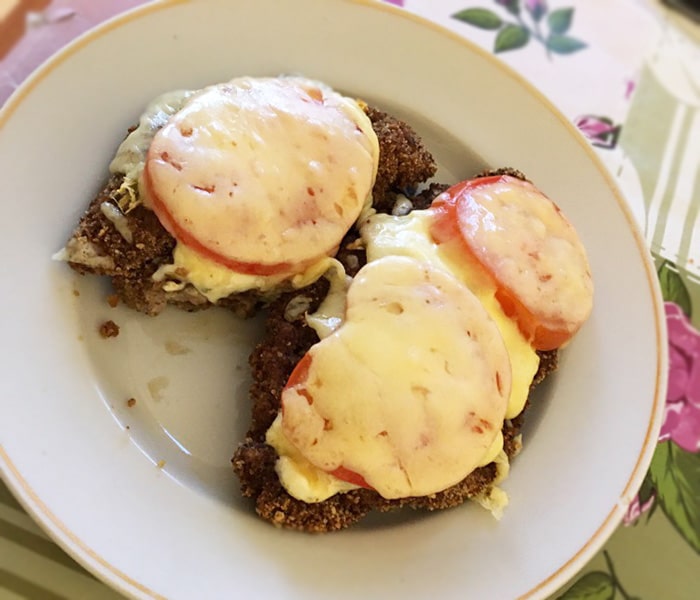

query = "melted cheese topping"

[361,210,540,420]
[143,76,379,281]
[270,206,543,504]
[266,414,360,502]
[277,256,511,500]
[109,89,195,213]
[473,449,510,519]
[106,77,379,300]
[110,89,195,182]
[304,260,350,338]
[268,415,505,503]
[151,245,338,303]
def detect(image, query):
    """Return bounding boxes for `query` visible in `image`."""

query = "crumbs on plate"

[106,294,120,308]
[99,320,120,338]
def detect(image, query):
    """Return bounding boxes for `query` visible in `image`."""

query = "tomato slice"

[430,175,593,350]
[143,165,318,277]
[282,352,374,490]
[141,77,377,280]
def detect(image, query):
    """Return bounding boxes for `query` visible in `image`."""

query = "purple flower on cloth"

[384,0,404,6]
[573,115,620,149]
[622,493,655,526]
[525,0,547,21]
[659,302,700,452]
[623,301,700,528]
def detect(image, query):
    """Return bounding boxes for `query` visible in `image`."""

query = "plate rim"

[0,1,668,599]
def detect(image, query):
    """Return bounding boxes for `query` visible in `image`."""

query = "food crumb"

[106,294,120,308]
[126,397,136,408]
[99,320,120,338]
[72,289,80,297]
[165,340,190,356]
[125,425,130,430]
[156,460,166,469]
[147,376,169,402]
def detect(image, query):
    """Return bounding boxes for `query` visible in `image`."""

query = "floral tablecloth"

[1,1,699,598]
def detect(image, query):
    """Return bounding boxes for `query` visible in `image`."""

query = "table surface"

[1,1,699,599]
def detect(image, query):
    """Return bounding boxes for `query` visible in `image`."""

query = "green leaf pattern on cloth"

[495,23,531,52]
[452,0,586,56]
[658,261,693,318]
[452,8,503,29]
[546,33,587,54]
[649,441,700,553]
[547,7,574,34]
[556,551,647,600]
[556,572,615,600]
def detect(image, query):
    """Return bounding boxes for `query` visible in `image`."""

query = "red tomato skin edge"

[282,354,374,490]
[143,162,302,276]
[494,287,571,351]
[330,466,374,489]
[430,175,575,351]
[429,176,505,245]
[282,353,314,409]
[431,176,504,211]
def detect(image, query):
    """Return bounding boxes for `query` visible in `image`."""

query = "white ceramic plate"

[0,1,667,599]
